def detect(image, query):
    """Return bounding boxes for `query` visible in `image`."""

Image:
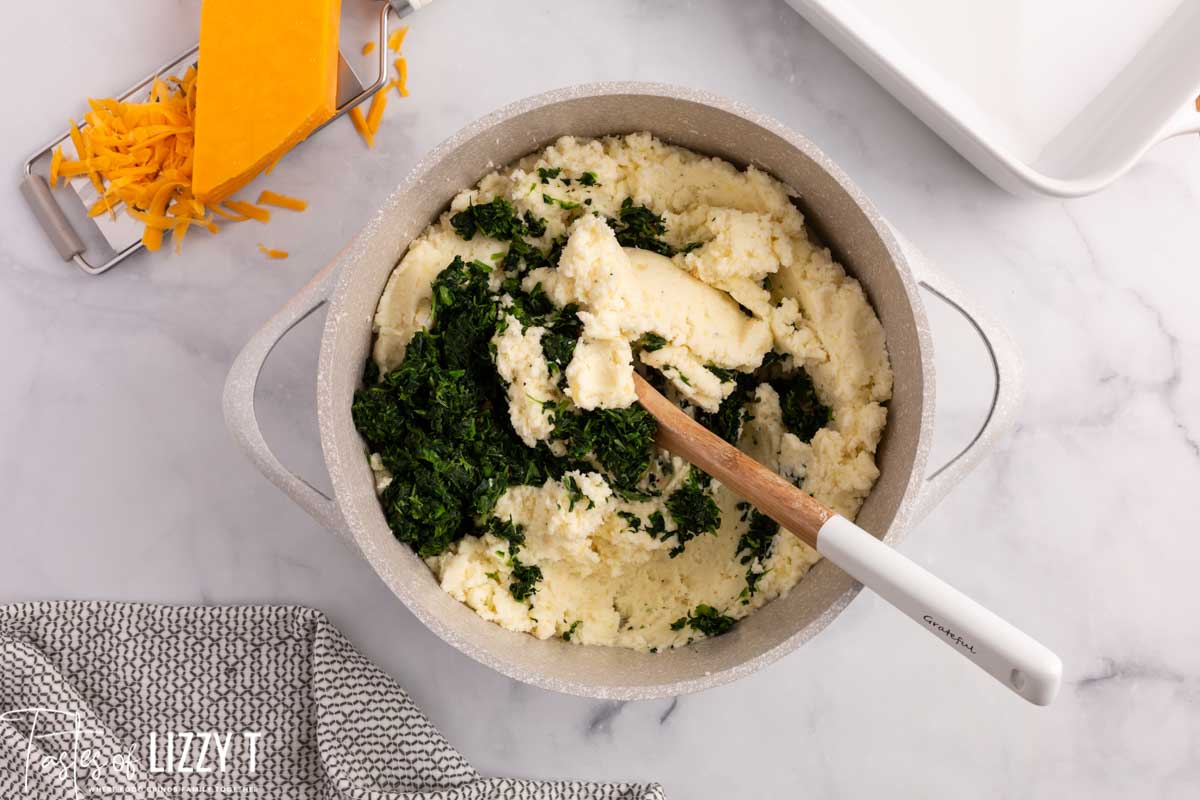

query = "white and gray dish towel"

[0,602,664,799]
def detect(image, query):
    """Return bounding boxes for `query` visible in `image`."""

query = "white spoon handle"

[817,515,1062,705]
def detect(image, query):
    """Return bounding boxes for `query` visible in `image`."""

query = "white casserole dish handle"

[1160,99,1200,140]
[890,228,1024,522]
[222,262,354,545]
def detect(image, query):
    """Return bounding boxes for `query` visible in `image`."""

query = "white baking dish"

[787,0,1200,196]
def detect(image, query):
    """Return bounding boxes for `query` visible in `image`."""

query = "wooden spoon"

[633,373,1062,705]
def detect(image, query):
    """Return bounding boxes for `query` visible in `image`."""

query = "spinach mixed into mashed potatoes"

[355,134,891,651]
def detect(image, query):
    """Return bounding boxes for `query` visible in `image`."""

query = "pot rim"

[316,82,936,699]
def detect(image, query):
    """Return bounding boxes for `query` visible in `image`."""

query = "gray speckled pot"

[224,84,1022,700]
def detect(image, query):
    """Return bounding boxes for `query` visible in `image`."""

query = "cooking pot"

[223,84,1021,699]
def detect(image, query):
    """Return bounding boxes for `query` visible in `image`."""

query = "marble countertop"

[3,1,1199,796]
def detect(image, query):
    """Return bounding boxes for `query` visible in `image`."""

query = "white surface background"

[3,1,1199,797]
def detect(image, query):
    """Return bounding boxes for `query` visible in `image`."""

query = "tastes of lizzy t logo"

[0,707,263,797]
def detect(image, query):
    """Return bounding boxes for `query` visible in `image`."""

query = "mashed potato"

[367,134,892,651]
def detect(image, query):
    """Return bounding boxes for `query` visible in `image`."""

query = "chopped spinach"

[759,349,786,371]
[663,468,721,557]
[736,509,778,566]
[450,198,526,242]
[353,257,552,558]
[617,510,642,531]
[579,171,599,186]
[694,380,756,444]
[509,556,543,602]
[633,332,668,353]
[563,474,593,510]
[488,517,527,549]
[504,278,551,317]
[522,211,548,238]
[543,234,568,268]
[743,569,766,600]
[548,402,658,494]
[608,198,676,256]
[537,167,561,184]
[563,620,583,641]
[490,515,544,603]
[671,604,737,637]
[355,255,650,558]
[736,510,779,598]
[540,304,583,374]
[543,193,581,210]
[501,234,557,274]
[704,363,740,383]
[770,369,831,442]
[503,281,583,377]
[451,197,561,276]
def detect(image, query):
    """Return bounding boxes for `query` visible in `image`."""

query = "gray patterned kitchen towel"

[0,602,664,800]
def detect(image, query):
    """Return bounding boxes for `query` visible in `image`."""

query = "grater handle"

[20,174,85,261]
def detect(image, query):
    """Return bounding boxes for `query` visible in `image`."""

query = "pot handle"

[222,263,353,543]
[890,229,1024,522]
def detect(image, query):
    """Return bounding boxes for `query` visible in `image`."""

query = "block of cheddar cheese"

[192,0,342,204]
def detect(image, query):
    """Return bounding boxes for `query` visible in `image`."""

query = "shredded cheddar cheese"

[49,147,63,186]
[349,28,411,147]
[258,243,289,259]
[349,106,374,148]
[49,69,213,251]
[210,203,250,222]
[388,27,408,52]
[49,26,416,255]
[365,90,388,136]
[257,190,307,211]
[393,58,409,97]
[223,200,271,223]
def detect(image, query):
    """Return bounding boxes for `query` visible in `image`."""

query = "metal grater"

[21,0,429,275]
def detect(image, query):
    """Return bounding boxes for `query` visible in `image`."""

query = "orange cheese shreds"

[173,218,190,254]
[257,190,308,211]
[210,203,249,222]
[67,120,85,167]
[258,243,289,259]
[347,28,413,146]
[49,146,64,186]
[51,23,415,257]
[52,68,213,252]
[223,200,271,223]
[349,105,374,148]
[365,90,388,135]
[388,26,408,52]
[393,58,409,97]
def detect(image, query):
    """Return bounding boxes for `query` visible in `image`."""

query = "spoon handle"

[632,374,1061,704]
[816,515,1061,704]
